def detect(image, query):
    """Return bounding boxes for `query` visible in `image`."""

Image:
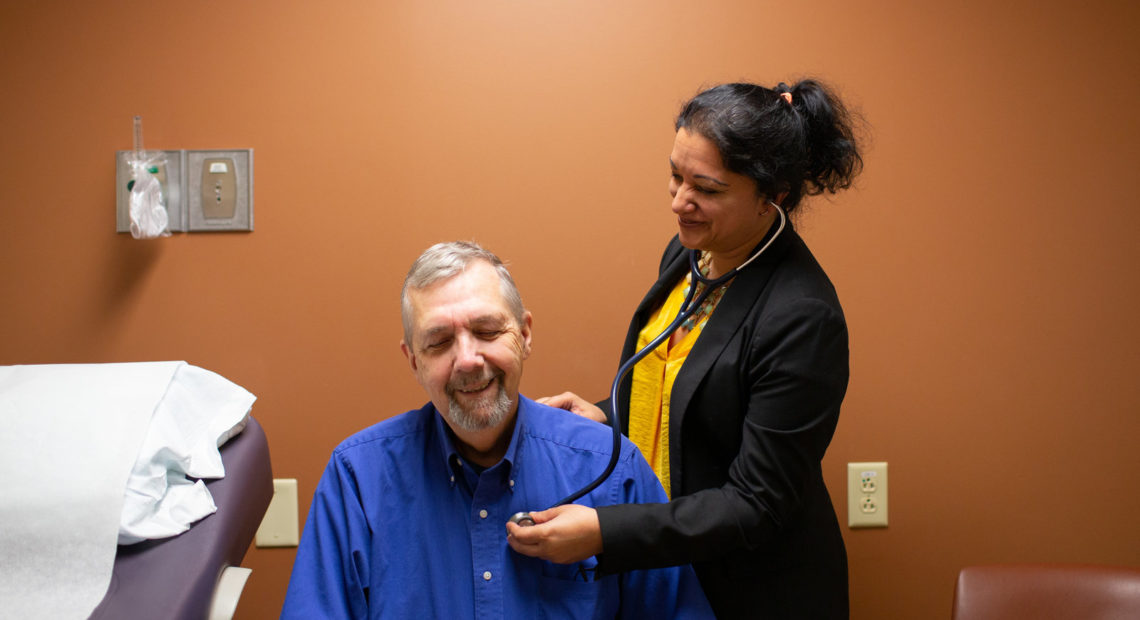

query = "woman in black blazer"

[508,80,864,618]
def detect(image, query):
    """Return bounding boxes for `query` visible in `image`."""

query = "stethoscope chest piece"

[508,511,535,527]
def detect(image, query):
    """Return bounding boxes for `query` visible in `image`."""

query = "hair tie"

[779,92,793,105]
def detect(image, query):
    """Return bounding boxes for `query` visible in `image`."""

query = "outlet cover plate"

[848,462,888,528]
[255,478,299,547]
[186,149,253,231]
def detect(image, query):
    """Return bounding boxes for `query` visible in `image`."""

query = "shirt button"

[479,509,488,519]
[483,571,492,581]
[509,479,515,487]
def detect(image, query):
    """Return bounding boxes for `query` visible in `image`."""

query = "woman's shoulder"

[771,230,842,305]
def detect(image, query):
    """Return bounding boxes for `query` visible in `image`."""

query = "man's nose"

[453,333,484,371]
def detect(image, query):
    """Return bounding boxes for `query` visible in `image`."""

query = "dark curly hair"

[675,79,863,212]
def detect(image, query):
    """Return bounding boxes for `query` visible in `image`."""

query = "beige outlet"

[186,149,254,231]
[255,478,300,547]
[847,462,888,528]
[201,158,237,219]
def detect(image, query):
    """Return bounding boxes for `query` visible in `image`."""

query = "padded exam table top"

[90,416,273,620]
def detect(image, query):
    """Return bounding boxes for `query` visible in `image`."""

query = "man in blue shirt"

[281,241,712,619]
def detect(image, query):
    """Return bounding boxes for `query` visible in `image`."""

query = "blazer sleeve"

[612,440,716,618]
[595,290,849,571]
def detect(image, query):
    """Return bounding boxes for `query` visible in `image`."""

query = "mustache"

[446,370,499,394]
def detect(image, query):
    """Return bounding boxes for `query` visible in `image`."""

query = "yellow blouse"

[628,275,711,498]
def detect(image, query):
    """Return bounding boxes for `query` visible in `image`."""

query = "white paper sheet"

[118,363,255,544]
[0,362,181,620]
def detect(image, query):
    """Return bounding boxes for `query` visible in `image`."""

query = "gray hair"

[401,241,526,346]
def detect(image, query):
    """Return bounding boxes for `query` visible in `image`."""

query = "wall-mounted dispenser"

[116,148,254,234]
[116,149,185,234]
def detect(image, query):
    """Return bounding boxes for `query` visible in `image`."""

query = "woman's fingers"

[535,392,608,424]
[505,505,603,564]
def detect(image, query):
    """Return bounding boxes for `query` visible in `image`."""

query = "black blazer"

[595,224,850,619]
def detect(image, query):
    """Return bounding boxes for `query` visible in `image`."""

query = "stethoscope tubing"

[550,203,787,508]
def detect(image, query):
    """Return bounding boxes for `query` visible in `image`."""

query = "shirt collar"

[430,396,532,488]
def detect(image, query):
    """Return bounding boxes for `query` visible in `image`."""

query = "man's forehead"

[410,288,512,330]
[410,262,510,318]
[419,309,510,330]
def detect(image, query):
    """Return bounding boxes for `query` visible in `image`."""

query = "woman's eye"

[671,174,717,195]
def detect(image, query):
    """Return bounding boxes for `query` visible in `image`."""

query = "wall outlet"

[848,462,888,528]
[255,478,300,547]
[186,149,253,231]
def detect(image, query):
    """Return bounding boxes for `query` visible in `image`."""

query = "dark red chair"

[952,564,1140,620]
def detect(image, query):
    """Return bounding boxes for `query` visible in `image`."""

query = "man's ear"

[519,311,534,360]
[400,339,418,372]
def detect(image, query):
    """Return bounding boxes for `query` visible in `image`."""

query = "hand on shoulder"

[536,392,608,424]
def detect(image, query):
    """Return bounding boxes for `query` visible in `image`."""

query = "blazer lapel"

[615,238,690,434]
[667,225,800,450]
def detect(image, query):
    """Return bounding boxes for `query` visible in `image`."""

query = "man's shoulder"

[520,397,638,459]
[332,402,435,458]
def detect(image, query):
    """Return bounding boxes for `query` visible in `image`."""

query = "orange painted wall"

[2,1,1137,618]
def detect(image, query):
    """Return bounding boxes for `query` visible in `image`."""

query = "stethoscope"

[509,202,786,527]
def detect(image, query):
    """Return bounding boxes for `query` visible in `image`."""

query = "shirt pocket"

[538,560,619,620]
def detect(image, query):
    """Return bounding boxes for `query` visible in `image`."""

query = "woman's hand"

[505,504,603,564]
[536,392,608,424]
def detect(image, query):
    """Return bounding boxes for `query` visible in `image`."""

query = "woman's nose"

[671,186,692,214]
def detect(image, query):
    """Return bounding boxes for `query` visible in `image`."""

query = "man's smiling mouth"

[455,377,494,395]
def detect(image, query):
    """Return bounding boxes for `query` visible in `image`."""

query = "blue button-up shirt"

[281,396,712,619]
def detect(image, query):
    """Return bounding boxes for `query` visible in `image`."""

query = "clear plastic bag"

[125,116,170,239]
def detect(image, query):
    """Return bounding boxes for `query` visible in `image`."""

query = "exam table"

[89,416,274,620]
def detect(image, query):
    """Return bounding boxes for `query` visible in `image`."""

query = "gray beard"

[446,379,512,432]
